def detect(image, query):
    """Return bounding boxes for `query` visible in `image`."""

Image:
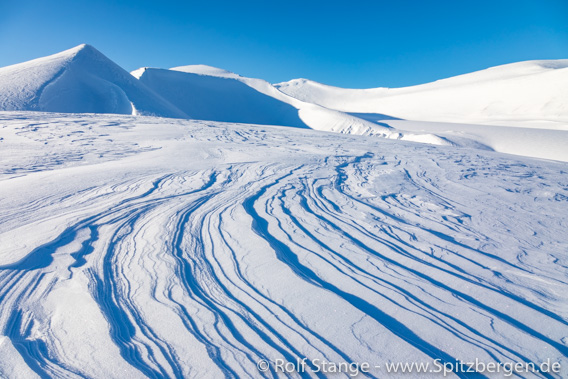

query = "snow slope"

[135,64,402,137]
[275,60,568,129]
[0,112,567,378]
[141,63,568,161]
[133,67,309,128]
[0,45,187,118]
[381,119,568,162]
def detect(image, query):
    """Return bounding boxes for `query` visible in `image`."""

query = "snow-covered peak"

[24,44,106,67]
[0,44,187,118]
[65,43,98,56]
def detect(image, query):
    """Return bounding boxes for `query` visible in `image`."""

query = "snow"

[0,111,567,378]
[275,60,568,129]
[0,45,186,118]
[2,45,567,162]
[135,67,309,128]
[0,44,567,377]
[141,64,398,137]
[171,64,243,79]
[382,119,568,162]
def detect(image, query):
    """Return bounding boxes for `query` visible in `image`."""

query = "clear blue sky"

[1,0,567,88]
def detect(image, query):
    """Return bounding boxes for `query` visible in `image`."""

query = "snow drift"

[0,44,186,118]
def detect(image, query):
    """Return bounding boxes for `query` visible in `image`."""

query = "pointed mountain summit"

[0,44,187,118]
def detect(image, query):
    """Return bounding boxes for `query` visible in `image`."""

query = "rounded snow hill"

[134,66,309,128]
[275,60,568,129]
[134,65,400,137]
[0,44,186,118]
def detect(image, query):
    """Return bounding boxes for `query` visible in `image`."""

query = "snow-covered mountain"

[0,44,567,161]
[0,44,187,118]
[134,64,404,138]
[0,45,395,136]
[275,60,568,129]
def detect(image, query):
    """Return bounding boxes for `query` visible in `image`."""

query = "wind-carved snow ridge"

[0,112,567,378]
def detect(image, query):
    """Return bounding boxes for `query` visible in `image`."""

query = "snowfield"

[1,112,567,378]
